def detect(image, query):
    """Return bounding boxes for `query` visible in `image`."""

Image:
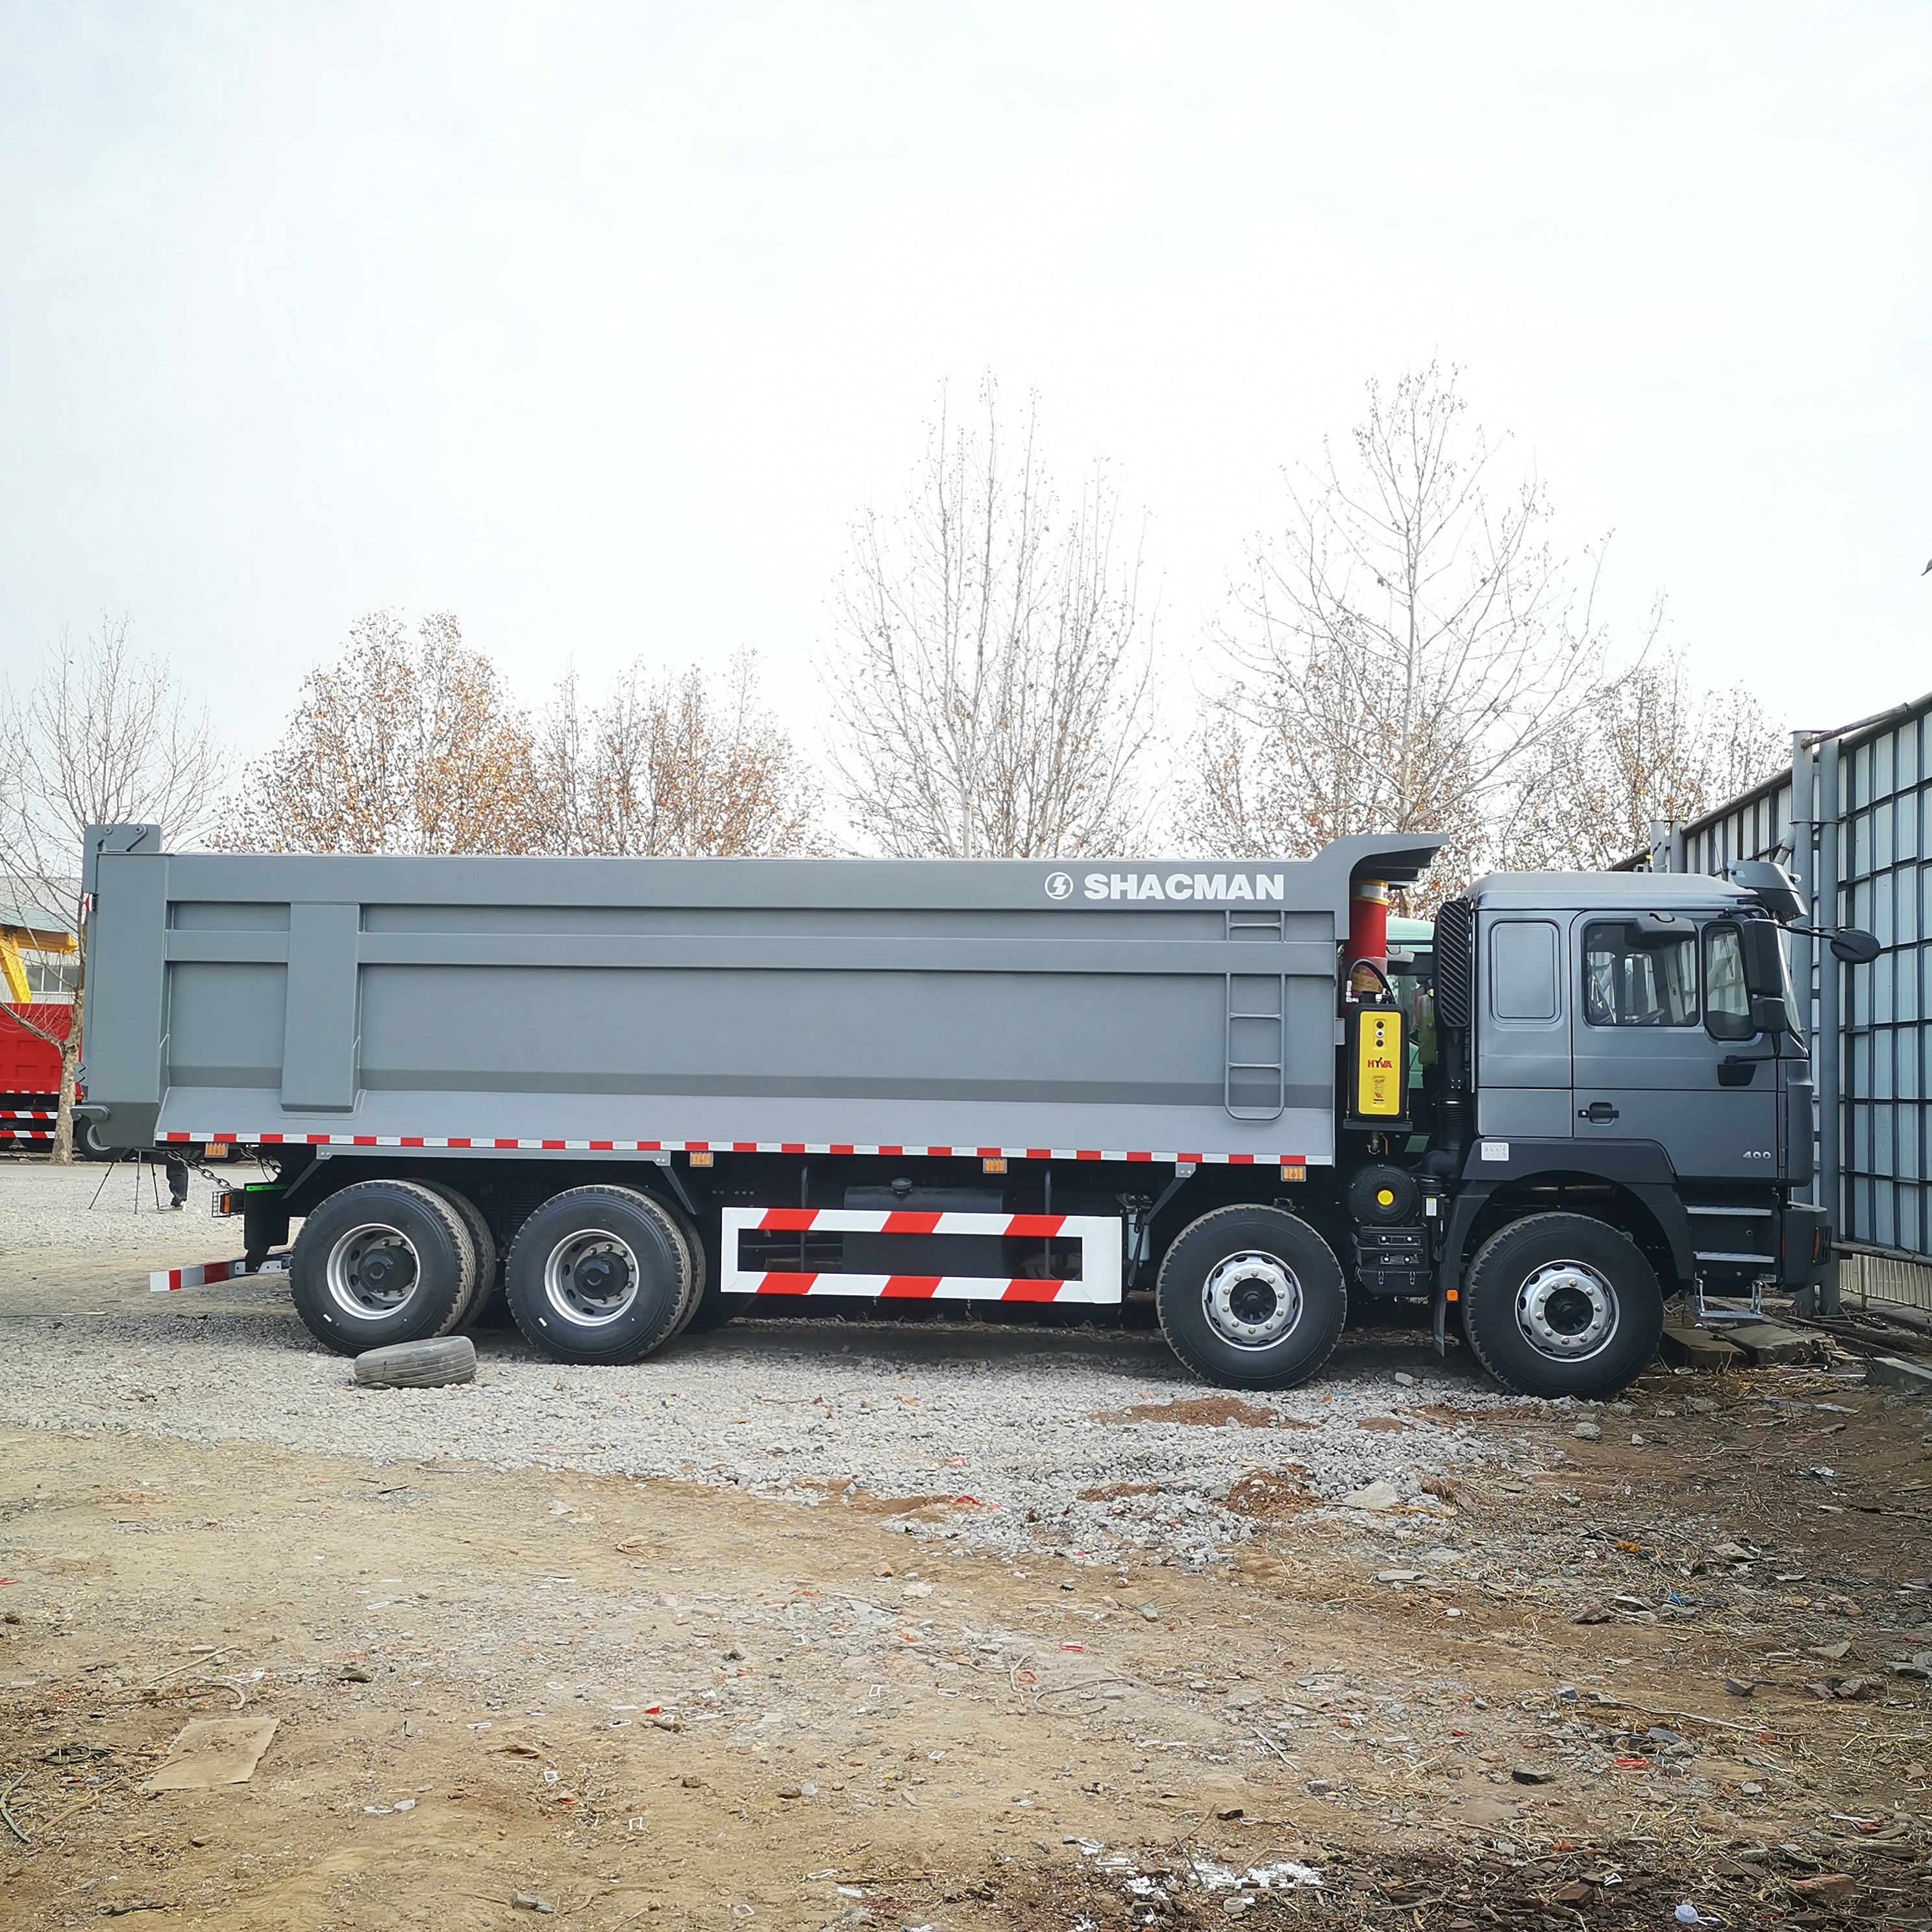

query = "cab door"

[1569,915,1780,1180]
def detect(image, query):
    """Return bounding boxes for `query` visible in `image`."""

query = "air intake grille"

[1433,897,1474,1028]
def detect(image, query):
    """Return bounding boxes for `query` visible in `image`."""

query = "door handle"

[1717,1056,1762,1088]
[1578,1101,1619,1123]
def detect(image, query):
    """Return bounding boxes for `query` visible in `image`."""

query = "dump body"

[80,833,1443,1163]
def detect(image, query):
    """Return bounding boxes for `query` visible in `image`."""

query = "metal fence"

[1628,686,1932,1300]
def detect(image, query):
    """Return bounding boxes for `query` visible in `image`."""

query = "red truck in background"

[1,1002,66,1148]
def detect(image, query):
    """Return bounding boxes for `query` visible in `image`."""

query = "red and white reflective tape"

[720,1206,1121,1305]
[156,1130,1308,1167]
[1,1128,54,1144]
[1,1109,56,1122]
[149,1251,291,1294]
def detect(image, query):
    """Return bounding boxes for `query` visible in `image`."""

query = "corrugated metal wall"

[1635,688,1932,1287]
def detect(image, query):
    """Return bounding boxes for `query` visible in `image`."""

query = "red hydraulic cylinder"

[1346,879,1389,998]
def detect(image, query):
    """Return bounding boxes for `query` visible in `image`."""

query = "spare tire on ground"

[353,1335,477,1389]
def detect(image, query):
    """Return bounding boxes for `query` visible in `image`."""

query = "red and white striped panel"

[720,1206,1122,1306]
[1,1108,56,1122]
[156,1130,1309,1168]
[149,1251,291,1294]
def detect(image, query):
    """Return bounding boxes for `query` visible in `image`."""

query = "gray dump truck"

[73,823,1876,1399]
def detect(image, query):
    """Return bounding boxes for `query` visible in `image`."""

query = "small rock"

[1550,1881,1594,1905]
[1341,1480,1400,1511]
[1723,1677,1754,1698]
[1809,1640,1851,1661]
[1376,1569,1422,1584]
[1630,1433,1645,1446]
[1740,1781,1763,1795]
[1136,1602,1160,1620]
[1224,1897,1252,1917]
[778,1784,804,1799]
[723,1644,745,1663]
[1305,1779,1333,1794]
[1572,1420,1602,1442]
[1787,1874,1855,1905]
[1393,1371,1416,1387]
[1686,1396,1718,1413]
[902,1582,933,1598]
[680,1775,704,1789]
[189,1836,209,1848]
[338,1665,374,1683]
[514,1894,555,1914]
[1215,1804,1244,1820]
[1509,1766,1553,1785]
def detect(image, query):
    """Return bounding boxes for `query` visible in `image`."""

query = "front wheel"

[1155,1205,1345,1390]
[1461,1212,1662,1398]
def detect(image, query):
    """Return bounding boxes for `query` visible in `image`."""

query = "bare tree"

[0,615,225,1161]
[221,612,542,855]
[824,378,1156,858]
[536,650,818,856]
[1498,650,1787,871]
[1176,363,1638,905]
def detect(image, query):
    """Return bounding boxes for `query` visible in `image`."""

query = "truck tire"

[353,1335,478,1388]
[661,1200,713,1338]
[415,1180,498,1332]
[504,1185,693,1365]
[290,1180,471,1356]
[1461,1212,1662,1399]
[1156,1206,1346,1390]
[679,1211,745,1333]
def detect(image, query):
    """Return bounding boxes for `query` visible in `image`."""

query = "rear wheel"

[1155,1205,1345,1390]
[415,1180,497,1333]
[661,1200,713,1337]
[290,1180,469,1355]
[680,1210,745,1333]
[504,1186,692,1365]
[1461,1212,1662,1398]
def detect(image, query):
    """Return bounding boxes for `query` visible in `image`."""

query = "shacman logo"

[1072,871,1286,902]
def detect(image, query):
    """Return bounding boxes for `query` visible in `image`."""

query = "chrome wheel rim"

[1515,1260,1618,1363]
[544,1231,641,1328]
[325,1222,421,1319]
[1202,1250,1302,1350]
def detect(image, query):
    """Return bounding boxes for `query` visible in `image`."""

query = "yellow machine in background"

[0,918,76,1004]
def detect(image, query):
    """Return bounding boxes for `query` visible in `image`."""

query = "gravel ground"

[0,1160,1534,1567]
[0,1152,225,1253]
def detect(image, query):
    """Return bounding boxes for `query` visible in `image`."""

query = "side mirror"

[1749,995,1794,1036]
[1829,928,1881,966]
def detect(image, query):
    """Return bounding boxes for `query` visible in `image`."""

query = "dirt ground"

[5,1241,1932,1927]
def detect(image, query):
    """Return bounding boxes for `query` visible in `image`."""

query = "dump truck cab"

[1372,865,1844,1396]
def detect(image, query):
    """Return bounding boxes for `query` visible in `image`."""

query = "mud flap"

[1431,1287,1449,1356]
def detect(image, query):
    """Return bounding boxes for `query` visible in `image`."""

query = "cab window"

[1582,921,1697,1026]
[1703,923,1753,1041]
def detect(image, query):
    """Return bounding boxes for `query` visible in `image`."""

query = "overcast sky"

[2,3,1927,768]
